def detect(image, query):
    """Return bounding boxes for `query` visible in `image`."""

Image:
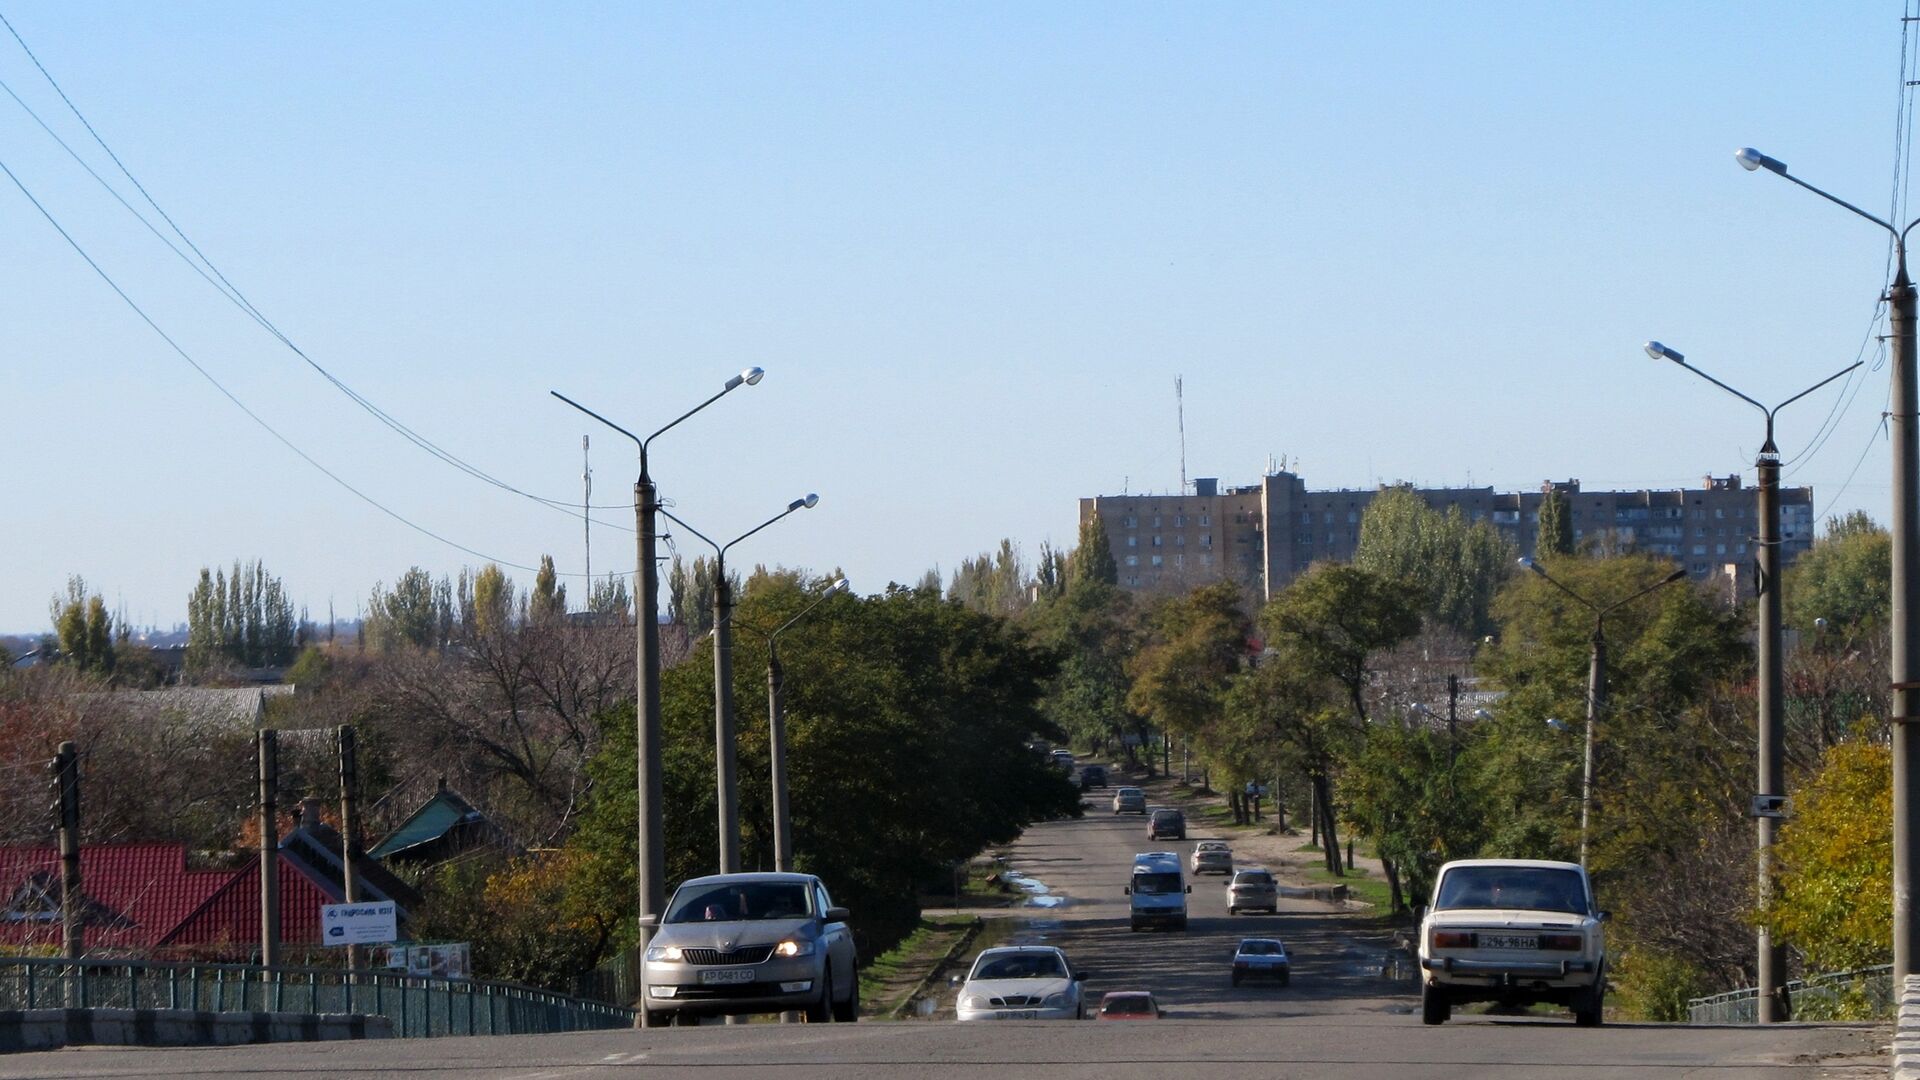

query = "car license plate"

[995,1010,1038,1020]
[1478,934,1539,950]
[699,968,756,985]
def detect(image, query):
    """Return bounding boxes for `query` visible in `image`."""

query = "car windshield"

[665,882,811,923]
[1102,995,1153,1015]
[1433,867,1589,914]
[971,952,1064,980]
[1234,872,1272,885]
[1133,871,1182,895]
[1118,789,1141,797]
[1238,940,1283,955]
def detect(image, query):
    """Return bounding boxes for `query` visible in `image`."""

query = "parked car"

[1190,840,1233,875]
[1147,808,1186,841]
[953,945,1085,1021]
[1417,859,1606,1027]
[1096,990,1162,1020]
[1050,749,1075,771]
[1226,868,1278,914]
[1231,937,1290,987]
[1079,765,1109,790]
[1112,787,1147,814]
[640,872,858,1026]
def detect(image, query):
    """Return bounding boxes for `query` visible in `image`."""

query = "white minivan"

[1125,852,1191,931]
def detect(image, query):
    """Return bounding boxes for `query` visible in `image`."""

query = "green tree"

[589,573,631,618]
[1260,564,1421,726]
[366,567,438,651]
[1764,738,1890,973]
[1340,721,1488,910]
[1785,511,1890,636]
[531,555,567,622]
[468,565,514,637]
[185,561,297,670]
[1354,487,1516,637]
[949,539,1028,616]
[49,576,113,673]
[1538,488,1574,557]
[1068,513,1118,588]
[1126,581,1251,783]
[668,555,719,635]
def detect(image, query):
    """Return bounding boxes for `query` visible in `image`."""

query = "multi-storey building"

[1079,472,1815,602]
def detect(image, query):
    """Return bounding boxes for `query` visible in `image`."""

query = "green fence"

[0,957,635,1038]
[571,944,641,1007]
[1687,964,1893,1024]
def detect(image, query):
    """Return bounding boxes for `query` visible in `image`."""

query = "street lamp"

[660,494,821,873]
[763,577,849,872]
[1519,557,1689,867]
[1736,146,1920,985]
[548,368,764,976]
[1644,340,1861,1023]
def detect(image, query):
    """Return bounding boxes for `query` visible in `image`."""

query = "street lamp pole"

[765,578,849,872]
[662,495,820,873]
[1737,146,1920,983]
[549,368,764,977]
[1520,558,1688,867]
[1644,340,1860,1023]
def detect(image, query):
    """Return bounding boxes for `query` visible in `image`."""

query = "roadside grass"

[1297,862,1394,913]
[858,913,979,1017]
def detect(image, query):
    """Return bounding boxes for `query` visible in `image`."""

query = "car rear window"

[1433,866,1590,914]
[1238,940,1283,955]
[1102,995,1153,1015]
[1234,871,1272,884]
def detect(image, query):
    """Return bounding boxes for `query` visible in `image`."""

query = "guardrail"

[1687,963,1894,1024]
[0,956,635,1038]
[572,944,641,1006]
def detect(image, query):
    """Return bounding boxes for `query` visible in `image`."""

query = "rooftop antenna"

[1175,376,1188,494]
[583,435,592,586]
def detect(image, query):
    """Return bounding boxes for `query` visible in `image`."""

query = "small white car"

[1231,937,1290,987]
[954,945,1085,1021]
[1191,841,1233,875]
[1112,787,1147,814]
[1226,868,1278,914]
[1418,859,1606,1027]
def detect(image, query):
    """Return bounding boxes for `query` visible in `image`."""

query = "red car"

[1096,991,1163,1020]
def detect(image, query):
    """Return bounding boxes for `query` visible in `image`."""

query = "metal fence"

[0,957,635,1038]
[1687,964,1894,1024]
[571,944,641,1007]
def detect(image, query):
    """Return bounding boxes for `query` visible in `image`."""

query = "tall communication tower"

[1176,376,1187,494]
[582,435,592,586]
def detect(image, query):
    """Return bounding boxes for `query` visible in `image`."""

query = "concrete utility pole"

[50,741,81,962]
[258,729,280,969]
[1735,146,1920,983]
[550,370,765,992]
[1645,339,1859,1021]
[338,726,362,973]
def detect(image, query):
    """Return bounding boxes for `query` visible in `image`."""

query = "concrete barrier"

[0,1007,392,1052]
[1894,976,1920,1079]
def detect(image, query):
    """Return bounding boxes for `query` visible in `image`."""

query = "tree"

[668,555,720,635]
[1538,488,1574,557]
[532,555,568,622]
[1785,511,1890,636]
[366,567,439,651]
[49,576,113,673]
[1764,738,1890,974]
[948,539,1028,616]
[589,574,631,618]
[468,565,515,638]
[1033,542,1067,602]
[1260,565,1422,726]
[186,561,297,670]
[1354,487,1516,637]
[1068,513,1118,588]
[1127,581,1251,786]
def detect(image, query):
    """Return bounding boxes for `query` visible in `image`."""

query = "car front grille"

[989,994,1043,1007]
[681,945,776,966]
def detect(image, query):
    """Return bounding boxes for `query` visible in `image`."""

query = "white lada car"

[1418,859,1606,1027]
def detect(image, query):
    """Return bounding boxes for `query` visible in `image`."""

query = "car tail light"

[1540,934,1583,951]
[1431,931,1472,949]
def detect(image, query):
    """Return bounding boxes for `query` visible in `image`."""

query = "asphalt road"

[6,805,1891,1078]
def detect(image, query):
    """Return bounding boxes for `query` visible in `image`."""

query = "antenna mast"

[583,435,592,586]
[1176,376,1187,494]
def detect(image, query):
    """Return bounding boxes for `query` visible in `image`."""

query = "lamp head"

[724,366,767,392]
[1519,556,1545,577]
[1643,340,1684,364]
[789,493,821,512]
[1545,717,1568,733]
[1735,147,1788,175]
[828,577,850,596]
[1815,617,1829,632]
[1663,567,1689,584]
[1473,708,1493,722]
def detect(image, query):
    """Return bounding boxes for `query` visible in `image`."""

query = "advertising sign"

[321,900,398,945]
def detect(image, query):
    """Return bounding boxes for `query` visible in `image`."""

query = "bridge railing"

[571,943,641,1006]
[1687,964,1893,1024]
[0,956,635,1038]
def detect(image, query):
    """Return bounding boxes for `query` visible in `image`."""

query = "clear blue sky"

[1,2,1913,632]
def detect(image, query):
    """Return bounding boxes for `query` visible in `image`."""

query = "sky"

[1,2,1916,633]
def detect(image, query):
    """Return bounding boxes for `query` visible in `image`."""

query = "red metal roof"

[0,843,232,952]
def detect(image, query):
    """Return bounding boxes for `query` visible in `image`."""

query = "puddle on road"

[1002,870,1074,910]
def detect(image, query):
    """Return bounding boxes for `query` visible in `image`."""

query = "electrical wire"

[0,151,624,579]
[0,9,637,526]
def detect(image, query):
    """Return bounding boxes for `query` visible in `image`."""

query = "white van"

[1125,851,1191,931]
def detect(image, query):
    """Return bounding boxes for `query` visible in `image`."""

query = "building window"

[1715,508,1724,519]
[1152,515,1162,527]
[1173,553,1184,567]
[1152,535,1164,547]
[1200,553,1212,567]
[1692,545,1706,556]
[1127,576,1139,586]
[1201,533,1212,547]
[1736,543,1747,554]
[1327,532,1336,545]
[1127,536,1137,548]
[1174,514,1186,527]
[1151,555,1164,567]
[1323,512,1333,524]
[1126,555,1139,566]
[1199,514,1210,526]
[1175,534,1186,546]
[1300,511,1312,524]
[1716,544,1726,555]
[1122,515,1136,528]
[1691,562,1707,574]
[1347,511,1358,524]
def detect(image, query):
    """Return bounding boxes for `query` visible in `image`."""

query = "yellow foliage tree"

[1765,739,1891,973]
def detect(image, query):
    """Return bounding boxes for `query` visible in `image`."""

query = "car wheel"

[807,969,834,1023]
[1421,981,1451,1026]
[833,965,859,1023]
[1231,972,1242,987]
[1573,980,1604,1027]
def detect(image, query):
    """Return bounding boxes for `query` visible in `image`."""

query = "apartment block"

[1079,472,1815,602]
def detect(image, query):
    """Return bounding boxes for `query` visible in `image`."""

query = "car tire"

[1573,980,1604,1028]
[832,965,859,1023]
[1227,906,1237,915]
[1421,981,1451,1026]
[807,969,834,1023]
[1231,972,1242,987]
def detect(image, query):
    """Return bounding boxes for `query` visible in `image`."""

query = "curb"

[888,917,985,1021]
[1894,976,1920,1080]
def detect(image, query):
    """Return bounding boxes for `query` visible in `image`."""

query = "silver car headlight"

[961,994,990,1010]
[773,938,816,958]
[1042,992,1069,1008]
[644,944,684,962]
